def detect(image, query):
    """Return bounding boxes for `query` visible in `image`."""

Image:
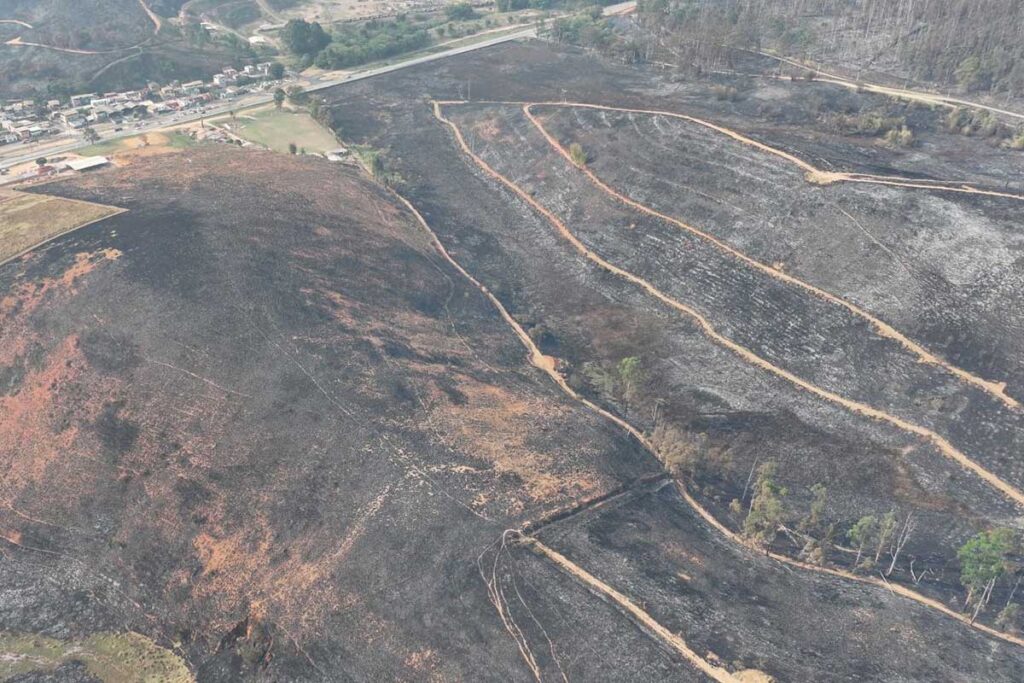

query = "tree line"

[730,460,1023,629]
[634,0,1024,97]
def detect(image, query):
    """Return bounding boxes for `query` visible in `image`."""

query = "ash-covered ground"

[3,39,1024,682]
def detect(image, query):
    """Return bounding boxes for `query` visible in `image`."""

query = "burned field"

[4,40,1024,682]
[0,147,665,680]
[315,39,1024,678]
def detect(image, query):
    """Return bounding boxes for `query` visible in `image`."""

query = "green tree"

[82,127,100,143]
[281,19,331,56]
[286,85,309,105]
[958,528,1016,621]
[616,356,642,405]
[288,142,297,155]
[369,152,385,179]
[874,510,897,563]
[847,515,878,569]
[35,157,47,166]
[955,55,983,91]
[997,604,1021,634]
[269,61,285,80]
[568,142,587,166]
[799,483,827,535]
[273,88,286,109]
[743,461,786,553]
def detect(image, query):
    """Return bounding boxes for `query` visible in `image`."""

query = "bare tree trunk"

[885,513,915,577]
[1006,573,1023,608]
[909,558,929,584]
[972,577,998,623]
[742,457,760,510]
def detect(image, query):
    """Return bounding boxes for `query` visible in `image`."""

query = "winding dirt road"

[137,0,164,33]
[376,154,1024,656]
[4,36,118,55]
[519,102,1022,407]
[433,100,1024,513]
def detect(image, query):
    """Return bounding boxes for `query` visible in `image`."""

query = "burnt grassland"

[316,38,1024,677]
[3,39,1024,682]
[0,146,672,680]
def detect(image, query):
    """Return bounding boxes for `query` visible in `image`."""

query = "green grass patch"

[0,631,192,682]
[217,108,338,154]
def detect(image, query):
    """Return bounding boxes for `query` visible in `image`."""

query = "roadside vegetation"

[633,0,1024,99]
[280,4,539,72]
[79,130,196,157]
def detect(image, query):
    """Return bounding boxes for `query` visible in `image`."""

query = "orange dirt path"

[518,102,1020,411]
[433,100,1024,511]
[520,534,741,681]
[383,133,1024,651]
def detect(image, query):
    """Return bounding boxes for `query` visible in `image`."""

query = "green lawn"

[218,109,338,154]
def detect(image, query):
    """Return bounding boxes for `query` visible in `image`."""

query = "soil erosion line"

[521,102,1019,411]
[432,100,1024,511]
[382,138,1024,650]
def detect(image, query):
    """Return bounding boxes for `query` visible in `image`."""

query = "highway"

[0,27,535,170]
[0,1,636,171]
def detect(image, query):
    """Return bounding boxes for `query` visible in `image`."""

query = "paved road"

[0,1,637,171]
[0,27,536,171]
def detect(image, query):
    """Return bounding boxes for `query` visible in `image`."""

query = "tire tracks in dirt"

[433,100,1024,513]
[374,154,1024,660]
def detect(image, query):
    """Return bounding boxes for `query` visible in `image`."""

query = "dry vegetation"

[0,191,123,264]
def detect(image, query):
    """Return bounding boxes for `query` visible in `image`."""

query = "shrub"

[568,142,588,166]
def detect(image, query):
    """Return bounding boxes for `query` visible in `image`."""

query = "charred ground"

[318,38,1024,677]
[4,38,1024,682]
